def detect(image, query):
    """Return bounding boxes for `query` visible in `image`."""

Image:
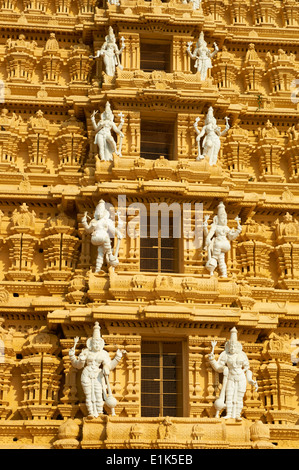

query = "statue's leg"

[235,390,244,421]
[218,252,227,277]
[98,136,105,161]
[103,236,119,267]
[224,383,233,419]
[82,380,96,417]
[94,380,104,415]
[96,245,104,272]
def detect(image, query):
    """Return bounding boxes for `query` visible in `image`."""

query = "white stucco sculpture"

[93,26,125,77]
[208,327,258,420]
[91,102,124,161]
[69,322,126,418]
[187,31,218,81]
[182,0,202,9]
[82,199,123,273]
[203,202,242,277]
[194,107,230,165]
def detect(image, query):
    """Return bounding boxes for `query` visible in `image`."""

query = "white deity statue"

[107,0,120,5]
[81,199,123,273]
[69,322,126,418]
[187,31,218,81]
[203,202,242,278]
[92,26,125,77]
[194,107,230,165]
[182,0,201,10]
[208,327,258,421]
[91,102,124,161]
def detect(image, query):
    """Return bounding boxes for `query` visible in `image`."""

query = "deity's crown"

[229,327,238,343]
[217,201,226,216]
[92,321,102,340]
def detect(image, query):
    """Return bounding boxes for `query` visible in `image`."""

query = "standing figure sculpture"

[194,107,230,165]
[91,102,124,161]
[208,327,258,421]
[187,31,218,81]
[182,0,202,9]
[203,202,242,278]
[92,26,125,77]
[82,199,123,273]
[69,322,126,418]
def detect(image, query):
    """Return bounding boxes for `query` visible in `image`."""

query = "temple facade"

[0,0,298,449]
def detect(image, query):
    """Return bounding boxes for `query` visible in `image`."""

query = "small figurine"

[69,322,126,418]
[187,31,218,81]
[81,199,123,273]
[203,202,242,277]
[91,26,125,77]
[182,0,202,9]
[208,327,258,421]
[91,102,124,161]
[194,107,230,165]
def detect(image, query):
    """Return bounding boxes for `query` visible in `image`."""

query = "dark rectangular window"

[140,42,171,73]
[140,119,175,160]
[141,341,183,417]
[140,214,179,273]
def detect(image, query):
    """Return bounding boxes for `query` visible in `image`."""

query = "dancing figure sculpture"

[69,322,126,418]
[187,31,218,81]
[194,107,230,165]
[203,202,242,278]
[208,327,258,420]
[91,102,124,161]
[92,26,125,77]
[82,199,123,273]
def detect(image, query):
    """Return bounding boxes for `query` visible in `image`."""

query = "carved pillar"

[119,32,139,70]
[41,211,80,282]
[273,213,299,289]
[0,320,15,419]
[188,337,206,417]
[26,110,51,173]
[55,110,87,175]
[255,120,284,182]
[228,0,249,23]
[281,0,299,27]
[173,35,192,72]
[41,34,63,84]
[0,109,22,171]
[265,50,297,94]
[5,35,37,83]
[23,0,50,13]
[223,124,253,177]
[237,218,273,287]
[251,0,279,26]
[19,328,62,420]
[5,204,38,282]
[68,42,93,83]
[241,44,264,93]
[260,332,298,425]
[285,124,299,181]
[212,46,239,89]
[57,339,80,419]
[103,335,141,417]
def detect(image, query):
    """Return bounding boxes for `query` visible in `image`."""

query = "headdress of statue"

[86,321,105,350]
[213,201,227,225]
[205,106,216,125]
[101,101,114,121]
[94,199,110,220]
[225,327,242,353]
[107,26,116,42]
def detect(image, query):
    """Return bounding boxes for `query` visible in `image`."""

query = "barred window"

[141,341,183,417]
[140,41,171,73]
[140,213,180,273]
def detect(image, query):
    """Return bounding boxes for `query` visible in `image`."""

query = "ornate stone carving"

[93,26,125,77]
[203,202,242,277]
[69,322,126,418]
[5,34,37,83]
[91,102,125,161]
[186,32,218,80]
[81,200,123,273]
[194,107,230,165]
[209,327,258,420]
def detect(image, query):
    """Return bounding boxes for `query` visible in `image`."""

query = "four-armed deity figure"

[91,102,124,161]
[208,327,258,421]
[69,322,126,418]
[194,106,230,165]
[92,26,125,77]
[203,202,242,278]
[81,199,123,273]
[187,31,218,81]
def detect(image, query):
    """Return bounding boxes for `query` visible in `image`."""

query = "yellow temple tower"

[0,0,298,450]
